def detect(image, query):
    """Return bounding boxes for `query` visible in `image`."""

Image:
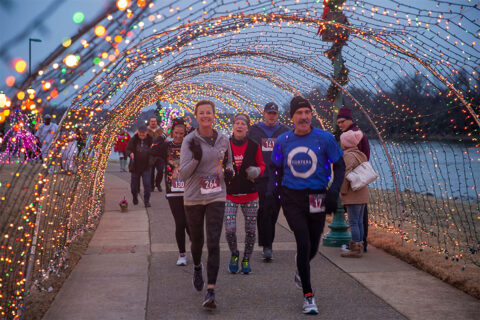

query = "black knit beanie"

[290,96,312,117]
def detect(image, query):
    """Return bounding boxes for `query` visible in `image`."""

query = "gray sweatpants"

[184,201,225,285]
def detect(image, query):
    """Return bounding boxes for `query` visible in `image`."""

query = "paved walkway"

[43,162,480,320]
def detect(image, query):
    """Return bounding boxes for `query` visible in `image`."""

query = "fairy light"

[1,1,479,318]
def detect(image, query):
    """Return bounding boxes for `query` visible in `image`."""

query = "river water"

[369,140,480,201]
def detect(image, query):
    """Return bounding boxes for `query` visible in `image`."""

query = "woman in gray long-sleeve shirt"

[179,99,233,310]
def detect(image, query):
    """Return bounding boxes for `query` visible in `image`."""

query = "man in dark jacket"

[337,107,371,251]
[126,125,153,207]
[147,117,165,192]
[247,102,290,260]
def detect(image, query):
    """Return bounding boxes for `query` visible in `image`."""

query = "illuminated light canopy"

[14,59,27,74]
[62,38,72,48]
[65,54,79,68]
[117,0,130,11]
[26,87,35,97]
[42,82,51,91]
[5,76,15,87]
[16,91,25,101]
[155,73,164,85]
[94,25,106,37]
[0,92,6,109]
[1,3,479,319]
[73,11,85,24]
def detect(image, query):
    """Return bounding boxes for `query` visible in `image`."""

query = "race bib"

[171,178,185,192]
[309,193,326,213]
[200,175,221,194]
[261,138,276,151]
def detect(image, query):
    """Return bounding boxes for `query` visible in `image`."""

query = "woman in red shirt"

[114,129,131,171]
[225,113,265,274]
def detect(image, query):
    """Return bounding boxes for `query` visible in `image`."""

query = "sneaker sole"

[202,300,216,310]
[177,262,187,266]
[303,309,319,315]
[228,266,239,274]
[241,269,252,274]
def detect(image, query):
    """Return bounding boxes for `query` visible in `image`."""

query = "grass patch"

[24,228,96,320]
[367,226,480,299]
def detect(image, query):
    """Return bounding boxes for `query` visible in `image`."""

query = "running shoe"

[192,264,204,291]
[303,294,319,314]
[176,253,187,266]
[263,247,273,261]
[294,271,302,290]
[202,288,216,310]
[228,251,239,274]
[241,257,251,274]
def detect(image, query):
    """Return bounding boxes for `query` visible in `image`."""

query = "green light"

[93,57,101,64]
[61,68,67,74]
[73,12,85,24]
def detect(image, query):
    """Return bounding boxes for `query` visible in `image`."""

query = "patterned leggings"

[224,199,259,258]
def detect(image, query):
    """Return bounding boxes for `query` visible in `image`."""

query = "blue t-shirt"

[258,122,279,138]
[271,128,343,190]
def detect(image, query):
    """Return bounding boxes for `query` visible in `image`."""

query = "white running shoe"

[303,295,319,314]
[176,254,187,266]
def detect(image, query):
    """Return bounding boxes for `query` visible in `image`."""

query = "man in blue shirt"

[248,102,290,261]
[270,96,345,315]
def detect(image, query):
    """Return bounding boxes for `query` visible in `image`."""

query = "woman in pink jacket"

[339,130,369,258]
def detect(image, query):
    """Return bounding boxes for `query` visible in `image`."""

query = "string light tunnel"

[0,0,479,318]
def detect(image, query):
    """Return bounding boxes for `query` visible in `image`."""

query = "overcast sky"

[0,0,110,85]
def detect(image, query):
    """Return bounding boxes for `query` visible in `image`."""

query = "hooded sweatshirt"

[179,129,233,205]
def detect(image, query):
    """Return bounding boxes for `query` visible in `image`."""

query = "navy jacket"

[247,122,290,179]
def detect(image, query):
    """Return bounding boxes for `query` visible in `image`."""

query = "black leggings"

[167,196,190,253]
[184,201,225,285]
[256,178,282,248]
[281,187,326,295]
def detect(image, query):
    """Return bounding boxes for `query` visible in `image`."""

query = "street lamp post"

[319,0,351,247]
[28,38,42,77]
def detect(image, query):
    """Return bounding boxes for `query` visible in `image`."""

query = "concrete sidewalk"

[43,162,480,320]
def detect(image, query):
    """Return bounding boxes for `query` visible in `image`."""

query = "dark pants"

[151,158,164,190]
[184,201,225,285]
[131,168,152,203]
[167,196,190,253]
[256,178,282,248]
[281,187,326,295]
[363,205,369,247]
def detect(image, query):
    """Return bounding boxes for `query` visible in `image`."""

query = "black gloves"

[324,157,345,214]
[224,168,234,183]
[324,189,339,214]
[189,139,202,161]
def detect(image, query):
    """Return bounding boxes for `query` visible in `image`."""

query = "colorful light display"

[0,0,479,318]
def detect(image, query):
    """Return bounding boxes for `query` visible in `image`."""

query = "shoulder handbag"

[345,152,378,191]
